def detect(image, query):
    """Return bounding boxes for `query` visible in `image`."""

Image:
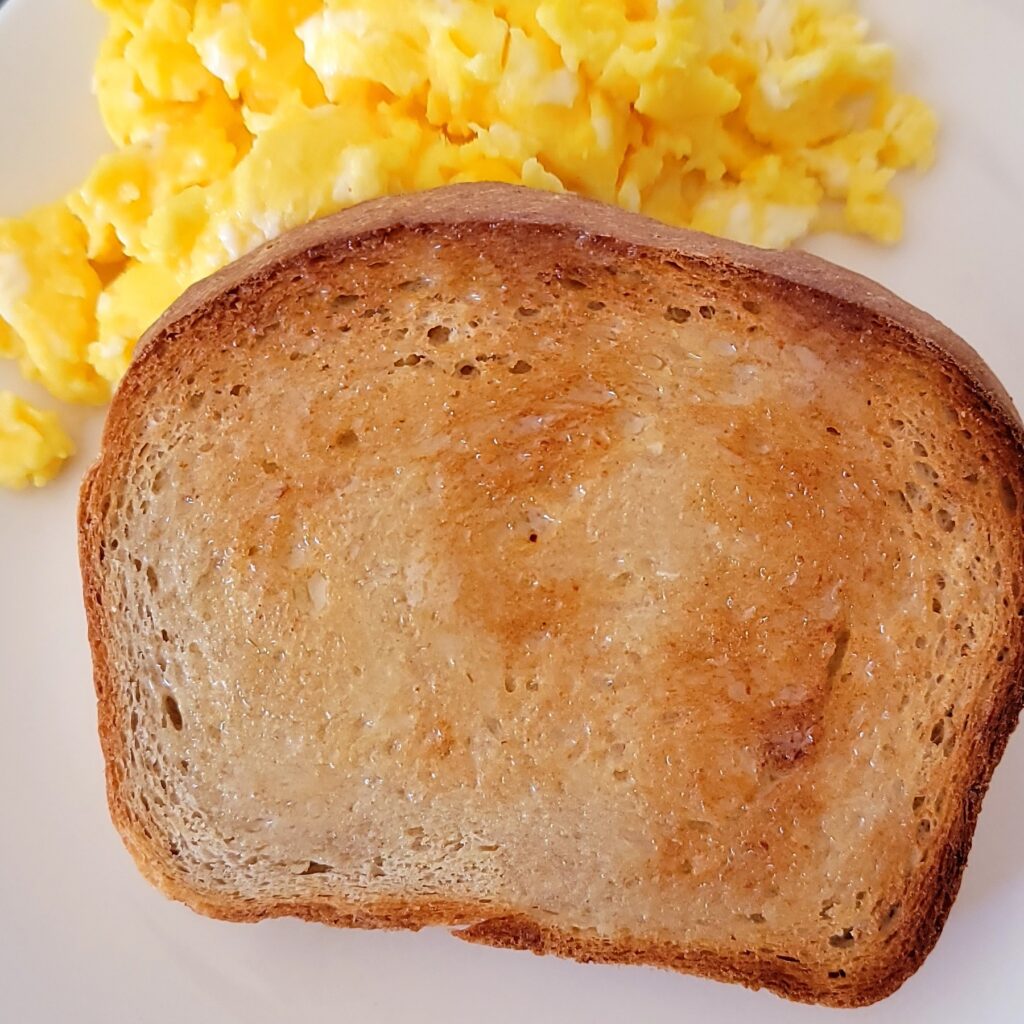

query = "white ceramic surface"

[1,2,1022,1021]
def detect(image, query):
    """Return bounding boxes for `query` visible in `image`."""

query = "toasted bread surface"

[79,184,1024,1006]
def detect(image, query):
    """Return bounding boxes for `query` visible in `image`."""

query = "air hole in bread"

[930,719,946,745]
[164,695,183,731]
[936,508,956,533]
[1000,475,1018,512]
[394,354,422,367]
[749,913,766,924]
[665,306,691,323]
[300,861,332,875]
[776,954,801,963]
[517,305,540,318]
[826,628,850,680]
[828,969,847,979]
[699,305,716,319]
[334,429,359,449]
[428,324,452,344]
[332,293,360,309]
[510,360,532,375]
[826,426,840,436]
[742,299,761,315]
[457,362,478,377]
[587,300,606,311]
[561,275,587,290]
[397,277,428,291]
[829,929,855,949]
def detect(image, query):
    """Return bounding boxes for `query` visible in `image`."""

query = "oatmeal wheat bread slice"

[79,183,1024,1007]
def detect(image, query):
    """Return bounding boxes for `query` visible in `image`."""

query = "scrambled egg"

[0,392,75,489]
[0,0,937,488]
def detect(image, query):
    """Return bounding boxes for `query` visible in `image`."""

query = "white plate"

[1,2,1023,1021]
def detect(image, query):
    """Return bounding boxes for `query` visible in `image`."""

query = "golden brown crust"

[79,183,1024,1008]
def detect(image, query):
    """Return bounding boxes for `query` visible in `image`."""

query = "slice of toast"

[79,183,1024,1006]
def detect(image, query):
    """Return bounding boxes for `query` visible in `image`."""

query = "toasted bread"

[79,183,1024,1006]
